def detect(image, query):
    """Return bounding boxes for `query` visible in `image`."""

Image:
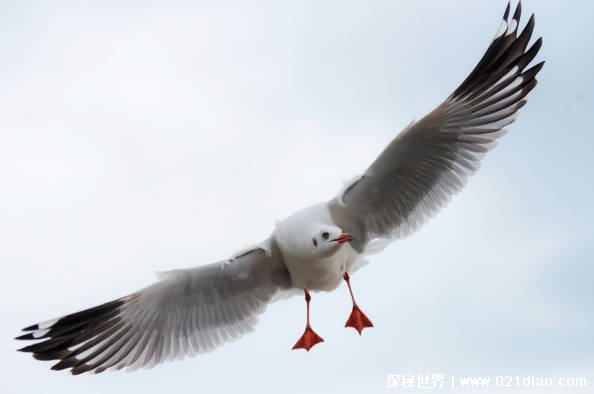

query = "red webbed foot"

[345,304,374,335]
[343,271,374,334]
[292,325,324,351]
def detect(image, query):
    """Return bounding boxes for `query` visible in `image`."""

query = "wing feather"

[329,2,543,252]
[17,240,291,374]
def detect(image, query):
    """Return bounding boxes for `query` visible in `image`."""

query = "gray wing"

[17,240,291,374]
[329,2,544,252]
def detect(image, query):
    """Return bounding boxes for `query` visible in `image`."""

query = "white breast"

[283,244,359,291]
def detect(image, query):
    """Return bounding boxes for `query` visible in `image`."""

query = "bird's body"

[17,1,544,375]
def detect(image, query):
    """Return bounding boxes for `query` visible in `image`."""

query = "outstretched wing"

[17,240,291,374]
[329,2,544,252]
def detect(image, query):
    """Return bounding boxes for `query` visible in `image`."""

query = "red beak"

[332,232,353,244]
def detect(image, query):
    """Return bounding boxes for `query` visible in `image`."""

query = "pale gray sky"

[2,1,593,393]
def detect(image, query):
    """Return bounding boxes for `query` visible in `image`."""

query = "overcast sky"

[2,1,593,393]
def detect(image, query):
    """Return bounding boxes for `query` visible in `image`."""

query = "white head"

[273,203,353,260]
[308,224,353,259]
[275,220,352,260]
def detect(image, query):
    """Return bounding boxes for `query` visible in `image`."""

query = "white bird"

[17,1,543,374]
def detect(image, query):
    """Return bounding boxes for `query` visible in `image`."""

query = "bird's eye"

[321,231,329,240]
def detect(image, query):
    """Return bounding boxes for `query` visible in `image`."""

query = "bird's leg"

[343,272,373,334]
[292,289,324,351]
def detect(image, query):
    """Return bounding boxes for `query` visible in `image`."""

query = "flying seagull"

[17,1,543,374]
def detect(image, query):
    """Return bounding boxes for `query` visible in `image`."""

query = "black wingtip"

[18,344,33,352]
[16,298,127,374]
[51,358,79,371]
[503,2,511,20]
[526,14,535,30]
[513,1,522,23]
[527,60,546,76]
[22,324,39,332]
[532,36,543,53]
[15,333,35,340]
[34,351,71,361]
